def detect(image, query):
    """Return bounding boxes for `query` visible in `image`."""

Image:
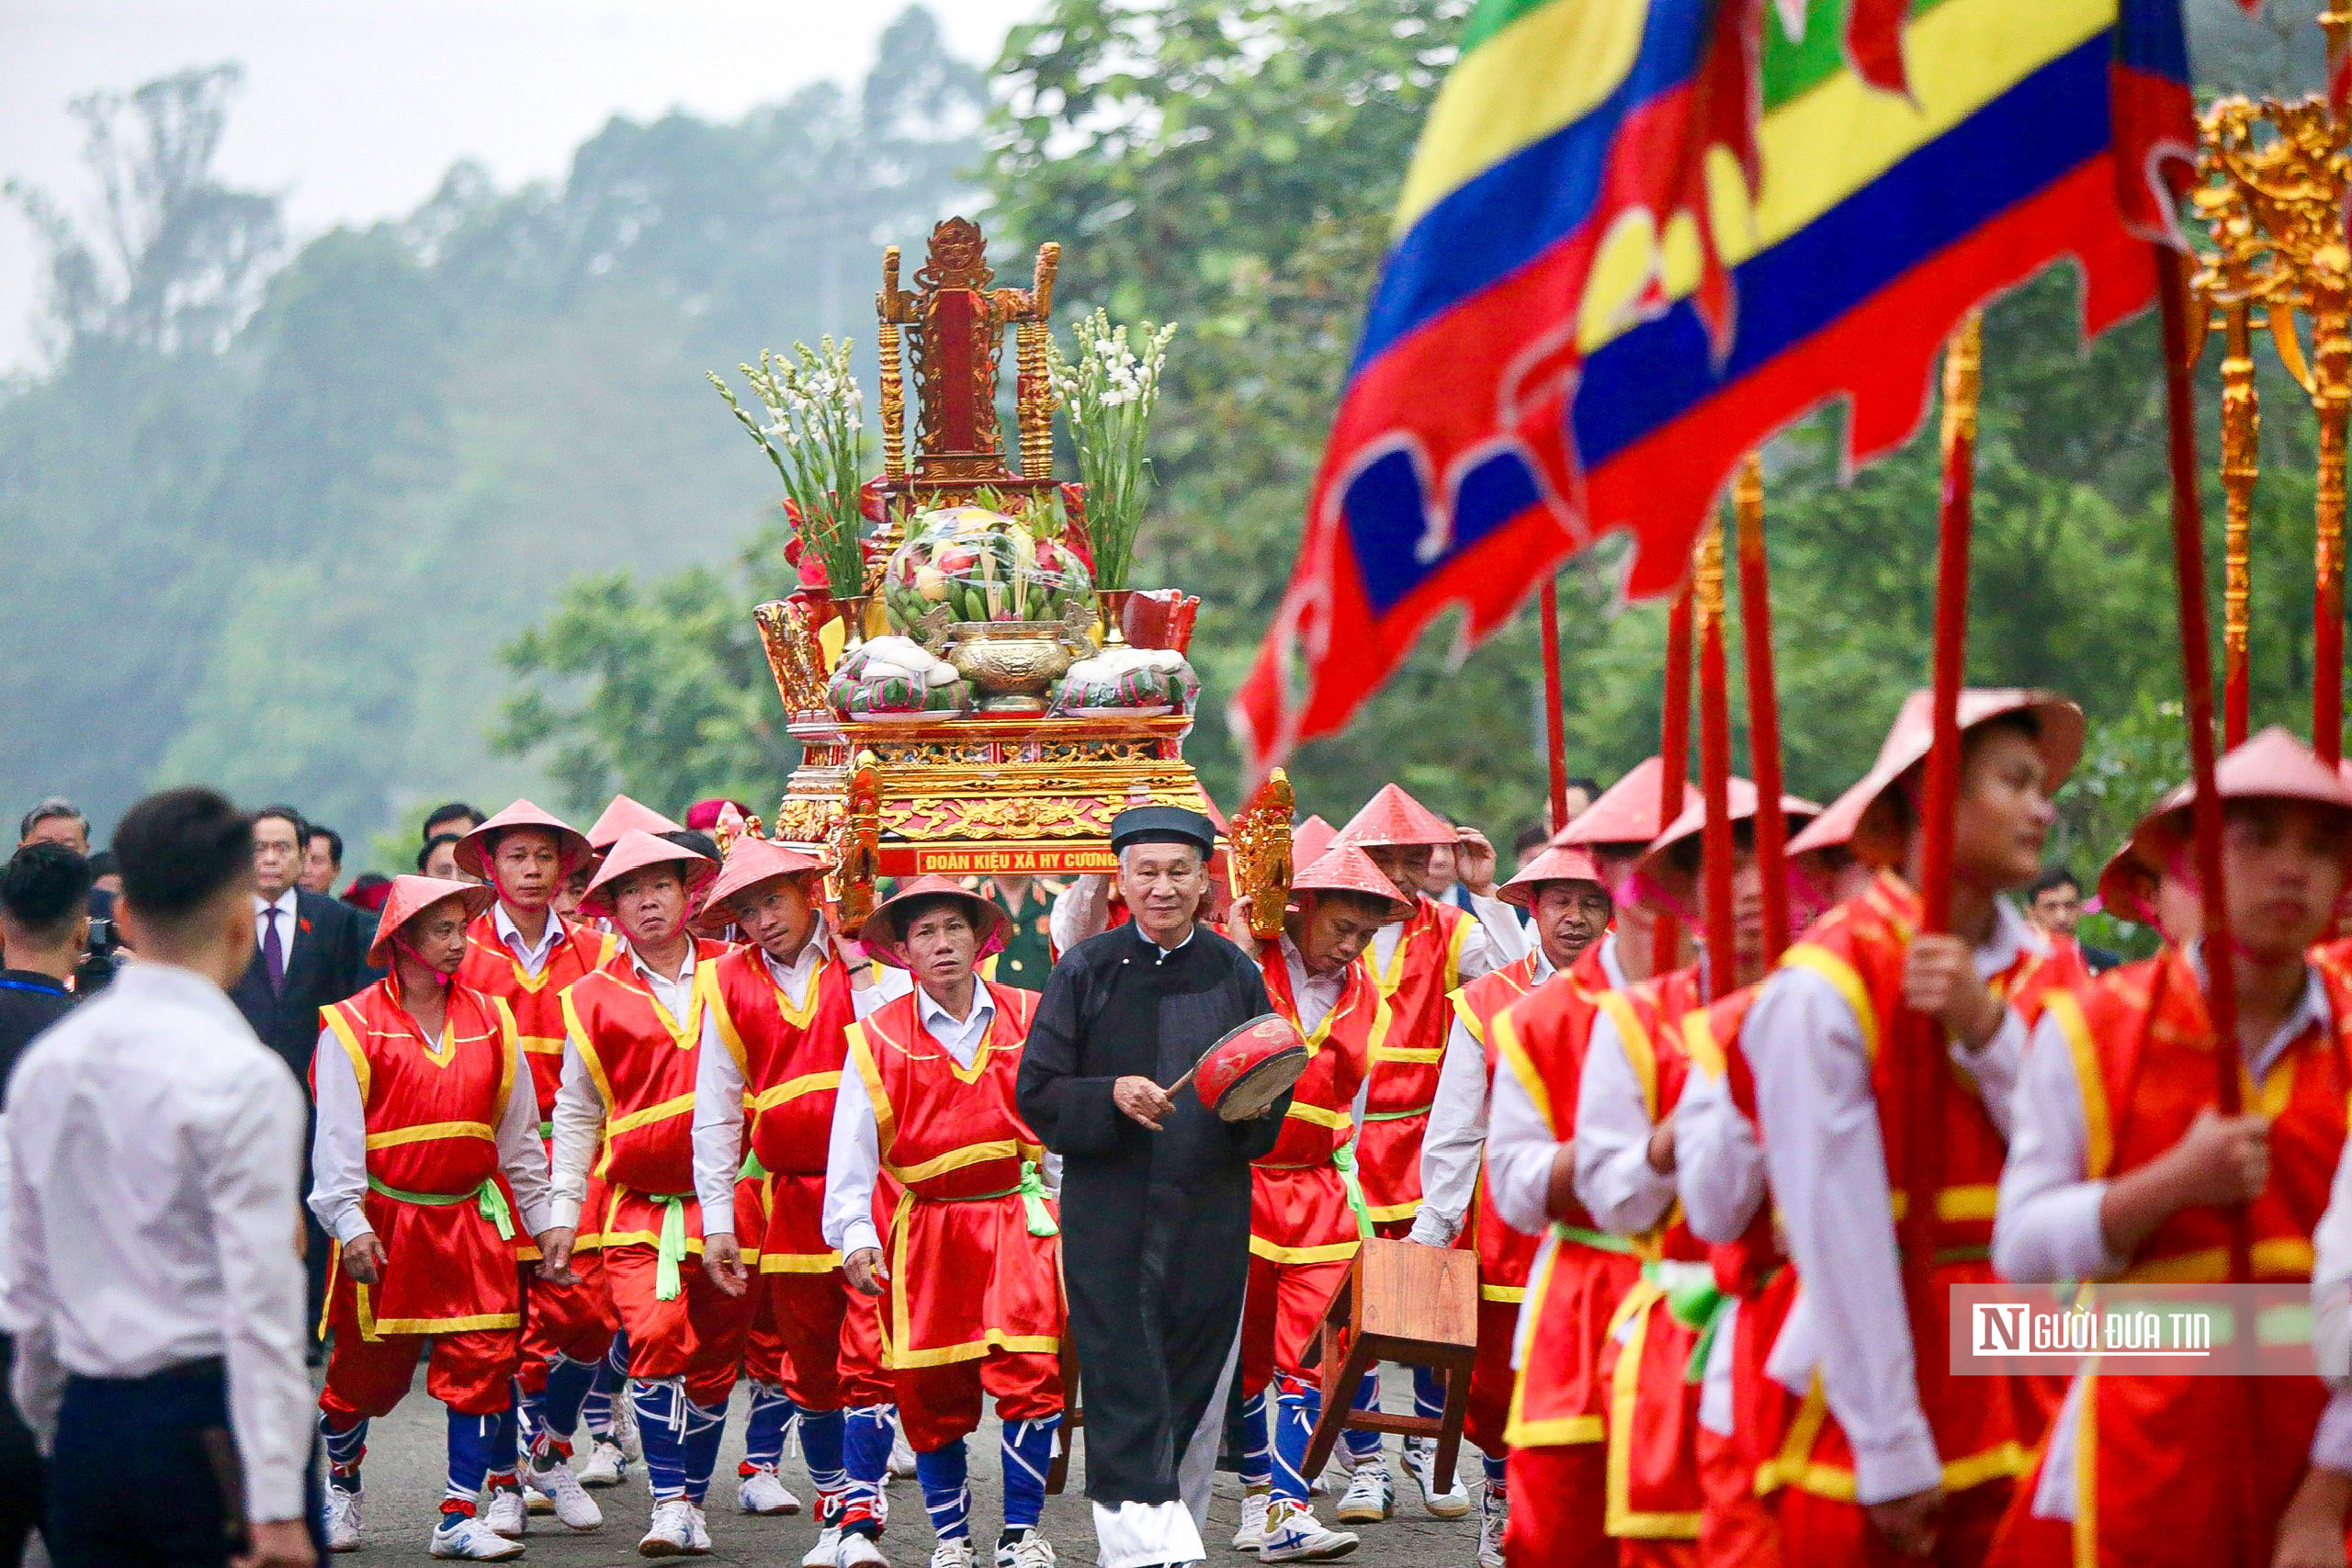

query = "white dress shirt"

[547,941,700,1230]
[1,962,311,1524]
[254,888,300,967]
[1464,889,1533,966]
[691,934,909,1228]
[823,983,1031,1261]
[1369,897,1502,998]
[1998,953,2352,1513]
[494,901,563,978]
[1746,897,2037,1505]
[1281,936,1350,1035]
[1676,1056,1767,1248]
[1411,948,1555,1246]
[1486,933,1630,1237]
[1572,1005,1688,1237]
[307,1001,556,1246]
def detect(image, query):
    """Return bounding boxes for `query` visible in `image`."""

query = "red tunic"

[319,977,526,1338]
[456,909,614,1121]
[1492,940,1645,1452]
[1359,895,1479,1225]
[698,942,860,1276]
[2018,950,2350,1568]
[1753,874,2051,1506]
[847,981,1062,1371]
[561,939,730,1251]
[1449,950,1551,1300]
[1250,940,1388,1268]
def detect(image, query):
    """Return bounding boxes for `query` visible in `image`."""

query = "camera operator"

[15,801,120,996]
[0,841,91,1565]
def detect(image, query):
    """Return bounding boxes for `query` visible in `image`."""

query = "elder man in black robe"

[1017,806,1288,1568]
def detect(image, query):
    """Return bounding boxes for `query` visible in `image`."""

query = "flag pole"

[1733,455,1792,962]
[1541,578,1571,834]
[1656,581,1695,973]
[1695,520,1738,1000]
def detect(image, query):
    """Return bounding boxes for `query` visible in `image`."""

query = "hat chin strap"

[391,933,457,992]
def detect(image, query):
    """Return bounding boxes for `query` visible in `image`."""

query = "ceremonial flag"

[1231,0,2192,782]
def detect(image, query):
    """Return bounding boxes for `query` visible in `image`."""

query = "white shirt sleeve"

[1453,914,1498,985]
[1467,892,1531,965]
[1408,1014,1490,1246]
[1677,1063,1766,1246]
[1487,1043,1563,1236]
[2313,1117,2352,1387]
[306,1028,373,1247]
[1990,1012,2126,1286]
[198,1061,313,1525]
[1049,874,1113,955]
[2312,1391,2352,1472]
[548,1044,606,1232]
[691,1010,747,1235]
[495,1034,554,1238]
[1958,1009,2026,1143]
[821,1057,883,1259]
[1572,1010,1679,1236]
[1747,966,1941,1506]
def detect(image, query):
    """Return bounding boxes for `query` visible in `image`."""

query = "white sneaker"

[687,1505,712,1553]
[738,1464,801,1516]
[1258,1501,1359,1562]
[528,1452,603,1530]
[324,1486,363,1553]
[929,1540,978,1568]
[801,1522,842,1568]
[888,1425,917,1482]
[524,1481,555,1516]
[482,1487,528,1540]
[1401,1438,1471,1519]
[430,1515,526,1561]
[614,1393,643,1461]
[639,1498,699,1557]
[1232,1491,1270,1551]
[577,1436,628,1488]
[1477,1483,1507,1568]
[836,1528,889,1567]
[1001,1529,1056,1568]
[1332,1465,1393,1526]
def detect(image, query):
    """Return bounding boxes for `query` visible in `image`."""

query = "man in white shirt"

[4,787,314,1568]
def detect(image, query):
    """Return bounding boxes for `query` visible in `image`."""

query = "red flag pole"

[1733,455,1792,962]
[1656,582,1695,973]
[1695,520,1738,1000]
[1541,578,1571,834]
[2155,247,2251,1272]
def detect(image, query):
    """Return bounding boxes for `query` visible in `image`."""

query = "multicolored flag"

[1231,0,2192,783]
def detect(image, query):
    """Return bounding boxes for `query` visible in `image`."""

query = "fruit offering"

[1054,647,1200,719]
[880,505,1092,632]
[826,636,971,724]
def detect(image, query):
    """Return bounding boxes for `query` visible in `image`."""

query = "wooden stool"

[1046,1337,1082,1495]
[1299,1236,1478,1485]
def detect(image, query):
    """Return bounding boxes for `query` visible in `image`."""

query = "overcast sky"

[0,0,1044,371]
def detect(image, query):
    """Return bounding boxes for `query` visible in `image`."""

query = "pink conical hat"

[1293,815,1338,865]
[1333,784,1454,849]
[1498,843,1607,911]
[857,874,1010,968]
[587,795,685,852]
[2131,727,2352,869]
[369,874,496,970]
[455,798,593,882]
[1627,777,1823,914]
[582,829,718,916]
[694,838,824,935]
[1559,758,1690,851]
[1289,844,1412,920]
[2095,836,2162,929]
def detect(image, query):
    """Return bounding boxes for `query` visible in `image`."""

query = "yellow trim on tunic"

[1250,1235,1362,1267]
[885,1139,1036,1188]
[1681,1008,1727,1082]
[1491,1007,1555,1135]
[365,1121,494,1151]
[1604,1280,1702,1540]
[1753,1373,2034,1500]
[752,1071,844,1111]
[880,1189,1058,1369]
[1780,943,1880,1061]
[605,1091,695,1137]
[1284,1101,1354,1131]
[1478,1283,1527,1304]
[2043,988,2111,1179]
[322,1006,373,1103]
[1504,1237,1604,1447]
[2072,1363,2099,1568]
[761,1250,844,1274]
[1594,991,1658,1120]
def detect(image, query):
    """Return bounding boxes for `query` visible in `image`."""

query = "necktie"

[263,906,286,995]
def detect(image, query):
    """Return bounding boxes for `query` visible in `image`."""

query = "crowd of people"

[2,686,2348,1568]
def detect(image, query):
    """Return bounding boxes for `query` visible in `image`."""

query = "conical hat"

[1559,758,1689,851]
[1292,815,1338,866]
[1790,689,2084,865]
[1289,844,1412,920]
[858,874,1010,968]
[1498,843,1607,910]
[2131,727,2352,869]
[1333,784,1455,849]
[455,798,593,883]
[1626,777,1823,915]
[369,874,496,970]
[582,829,719,917]
[586,795,685,852]
[693,838,824,935]
[2095,836,2163,929]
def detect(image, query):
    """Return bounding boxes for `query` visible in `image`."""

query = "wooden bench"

[1298,1236,1479,1484]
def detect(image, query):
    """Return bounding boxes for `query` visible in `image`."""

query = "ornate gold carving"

[1693,514,1726,633]
[752,599,831,716]
[1939,310,1983,455]
[1229,770,1295,941]
[828,751,882,931]
[877,246,910,485]
[1016,243,1059,481]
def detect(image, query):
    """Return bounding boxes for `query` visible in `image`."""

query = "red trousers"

[1779,1478,2012,1568]
[514,1261,615,1392]
[891,1349,1062,1453]
[744,1291,787,1386]
[1465,1295,1521,1457]
[769,1269,857,1410]
[1503,1441,1611,1568]
[839,1281,891,1408]
[1240,1251,1351,1399]
[1699,1422,1780,1567]
[604,1243,752,1405]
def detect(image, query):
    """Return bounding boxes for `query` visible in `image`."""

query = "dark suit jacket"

[229,888,374,1083]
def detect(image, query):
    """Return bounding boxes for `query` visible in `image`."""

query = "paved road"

[335,1370,1490,1566]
